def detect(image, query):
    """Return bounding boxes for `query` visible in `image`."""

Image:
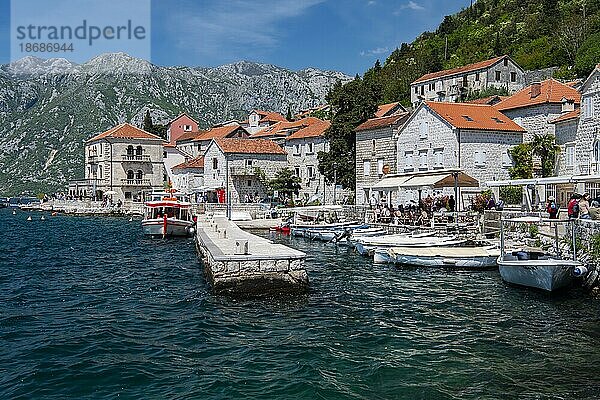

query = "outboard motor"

[573,266,589,278]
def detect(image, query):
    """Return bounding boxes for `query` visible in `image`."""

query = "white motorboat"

[142,193,195,237]
[376,245,499,269]
[353,232,454,256]
[498,217,583,291]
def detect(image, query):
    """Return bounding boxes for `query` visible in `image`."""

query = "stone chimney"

[561,97,575,113]
[530,82,541,98]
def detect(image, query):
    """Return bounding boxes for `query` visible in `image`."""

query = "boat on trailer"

[498,217,584,291]
[142,192,195,237]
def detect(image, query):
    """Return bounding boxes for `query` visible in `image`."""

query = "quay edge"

[194,215,308,297]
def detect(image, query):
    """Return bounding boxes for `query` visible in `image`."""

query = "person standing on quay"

[579,193,591,219]
[546,196,558,219]
[447,195,456,223]
[568,193,580,219]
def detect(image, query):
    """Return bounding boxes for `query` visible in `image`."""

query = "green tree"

[286,106,293,121]
[509,143,533,179]
[317,76,379,190]
[269,168,302,203]
[143,110,153,132]
[575,32,600,77]
[531,134,560,177]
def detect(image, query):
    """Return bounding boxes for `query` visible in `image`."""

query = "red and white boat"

[141,192,195,237]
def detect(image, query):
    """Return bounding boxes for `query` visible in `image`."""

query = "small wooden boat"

[376,245,499,269]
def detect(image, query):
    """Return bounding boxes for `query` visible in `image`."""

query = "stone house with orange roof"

[243,110,287,134]
[495,78,581,142]
[69,123,165,202]
[354,109,410,206]
[170,156,205,198]
[203,138,288,203]
[390,102,524,205]
[410,55,524,106]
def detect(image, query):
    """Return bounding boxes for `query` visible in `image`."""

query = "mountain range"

[0,52,350,195]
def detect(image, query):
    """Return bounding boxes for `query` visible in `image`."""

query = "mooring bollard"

[235,239,249,255]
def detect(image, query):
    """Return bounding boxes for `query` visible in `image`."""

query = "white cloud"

[169,0,324,62]
[360,47,389,57]
[394,1,425,14]
[367,1,376,5]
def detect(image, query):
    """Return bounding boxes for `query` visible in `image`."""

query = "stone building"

[551,109,580,177]
[203,138,287,203]
[250,117,321,145]
[572,64,600,177]
[354,111,410,205]
[73,123,165,202]
[242,110,287,134]
[171,156,205,199]
[495,78,581,142]
[282,119,342,204]
[175,124,249,158]
[410,55,524,107]
[391,102,524,205]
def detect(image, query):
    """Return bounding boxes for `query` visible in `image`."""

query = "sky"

[0,0,473,75]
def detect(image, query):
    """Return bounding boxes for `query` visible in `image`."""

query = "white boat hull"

[498,256,579,291]
[142,219,193,237]
[376,246,499,269]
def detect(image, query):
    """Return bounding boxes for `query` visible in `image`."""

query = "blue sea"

[1,208,599,399]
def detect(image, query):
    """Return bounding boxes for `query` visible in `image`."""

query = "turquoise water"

[1,208,600,399]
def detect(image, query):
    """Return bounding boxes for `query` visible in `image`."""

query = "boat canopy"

[371,169,479,191]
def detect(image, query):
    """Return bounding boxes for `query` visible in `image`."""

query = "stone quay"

[194,215,308,297]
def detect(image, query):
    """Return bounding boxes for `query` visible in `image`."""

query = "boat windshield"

[147,207,190,220]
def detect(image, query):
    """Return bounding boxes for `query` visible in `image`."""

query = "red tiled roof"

[495,79,581,111]
[168,112,198,126]
[465,95,508,105]
[175,130,205,143]
[550,108,580,124]
[413,56,507,84]
[251,117,322,138]
[286,120,331,140]
[193,125,248,141]
[172,156,204,170]
[164,143,176,148]
[214,138,287,155]
[253,110,287,123]
[87,123,164,142]
[355,113,410,132]
[375,102,403,117]
[425,101,525,132]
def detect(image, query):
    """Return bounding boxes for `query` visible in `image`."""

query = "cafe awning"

[372,169,479,191]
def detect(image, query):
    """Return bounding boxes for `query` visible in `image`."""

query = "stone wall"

[502,103,563,142]
[574,73,600,175]
[554,119,579,176]
[355,125,398,205]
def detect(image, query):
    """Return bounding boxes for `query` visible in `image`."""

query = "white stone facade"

[410,56,524,106]
[575,69,600,175]
[394,106,522,205]
[355,126,398,206]
[83,138,164,202]
[203,141,287,203]
[554,118,579,176]
[502,103,563,142]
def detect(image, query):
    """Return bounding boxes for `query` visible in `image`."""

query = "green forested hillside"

[373,0,600,106]
[321,0,600,191]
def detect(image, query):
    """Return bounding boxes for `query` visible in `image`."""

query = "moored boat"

[142,193,195,237]
[376,245,499,269]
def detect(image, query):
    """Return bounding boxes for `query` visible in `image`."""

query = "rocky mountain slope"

[0,53,350,195]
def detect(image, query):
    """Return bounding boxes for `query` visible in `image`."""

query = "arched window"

[136,145,143,156]
[127,145,134,155]
[127,170,134,180]
[136,170,143,180]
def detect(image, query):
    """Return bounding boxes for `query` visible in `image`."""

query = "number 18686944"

[19,43,74,52]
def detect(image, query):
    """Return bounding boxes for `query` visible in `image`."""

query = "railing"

[121,179,151,186]
[122,154,151,162]
[70,178,108,186]
[230,166,256,176]
[87,155,99,163]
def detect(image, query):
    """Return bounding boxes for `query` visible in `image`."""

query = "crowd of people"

[369,193,459,225]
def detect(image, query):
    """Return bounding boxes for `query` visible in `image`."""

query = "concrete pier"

[195,215,308,297]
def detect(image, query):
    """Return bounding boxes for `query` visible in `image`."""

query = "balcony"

[121,154,151,162]
[121,179,151,186]
[230,166,256,176]
[88,155,99,163]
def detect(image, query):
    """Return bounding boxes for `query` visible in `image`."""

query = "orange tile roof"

[215,138,287,155]
[413,56,507,84]
[495,79,581,111]
[172,156,205,170]
[425,101,525,132]
[251,117,322,138]
[176,130,206,143]
[355,113,410,132]
[550,108,580,124]
[375,102,403,117]
[286,120,331,140]
[253,110,287,123]
[193,125,248,141]
[168,112,198,126]
[87,123,164,142]
[465,95,508,105]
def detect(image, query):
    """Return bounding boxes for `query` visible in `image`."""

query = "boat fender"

[573,266,588,277]
[187,227,195,236]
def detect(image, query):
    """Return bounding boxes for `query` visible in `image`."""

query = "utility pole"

[333,167,337,205]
